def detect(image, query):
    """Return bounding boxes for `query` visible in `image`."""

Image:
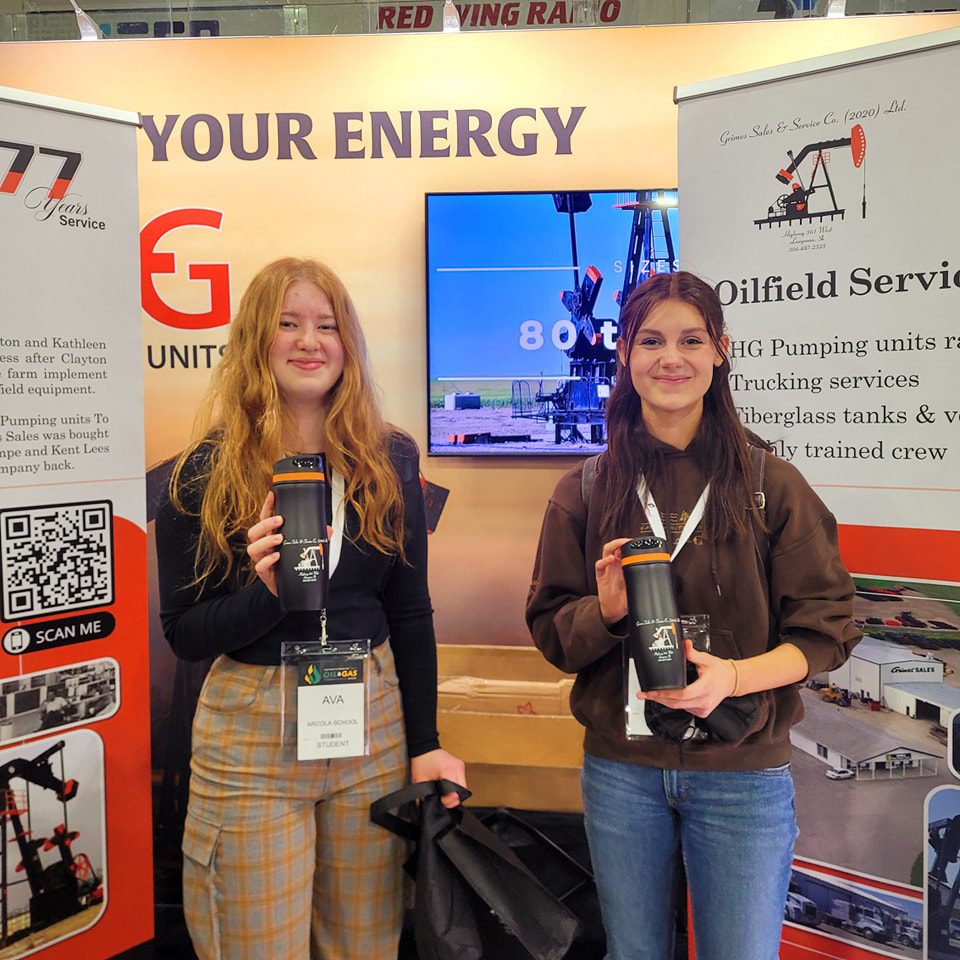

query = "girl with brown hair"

[527,270,860,960]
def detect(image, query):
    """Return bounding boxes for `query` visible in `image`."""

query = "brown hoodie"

[526,437,861,771]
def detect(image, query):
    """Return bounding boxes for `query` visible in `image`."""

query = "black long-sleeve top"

[155,433,440,757]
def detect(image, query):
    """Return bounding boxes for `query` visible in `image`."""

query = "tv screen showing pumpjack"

[425,189,679,457]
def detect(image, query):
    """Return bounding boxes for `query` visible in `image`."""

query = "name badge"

[281,639,371,762]
[297,659,366,760]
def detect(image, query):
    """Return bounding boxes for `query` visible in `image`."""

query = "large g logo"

[140,208,230,329]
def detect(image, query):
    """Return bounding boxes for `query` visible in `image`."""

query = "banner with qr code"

[0,88,153,958]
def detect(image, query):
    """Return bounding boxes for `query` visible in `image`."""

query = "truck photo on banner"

[677,28,960,960]
[0,88,152,959]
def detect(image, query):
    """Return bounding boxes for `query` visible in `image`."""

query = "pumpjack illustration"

[650,624,679,652]
[927,814,960,957]
[512,190,677,443]
[295,545,323,571]
[0,740,102,948]
[755,124,867,227]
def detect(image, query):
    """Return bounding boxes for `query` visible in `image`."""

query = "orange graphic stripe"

[621,552,670,566]
[48,177,71,200]
[272,471,325,483]
[0,170,23,193]
[839,524,960,581]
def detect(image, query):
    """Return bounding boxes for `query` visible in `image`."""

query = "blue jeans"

[582,753,797,960]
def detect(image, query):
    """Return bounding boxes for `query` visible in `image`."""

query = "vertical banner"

[0,88,152,958]
[677,29,960,960]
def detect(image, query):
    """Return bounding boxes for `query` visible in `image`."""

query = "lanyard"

[636,476,709,560]
[328,467,344,578]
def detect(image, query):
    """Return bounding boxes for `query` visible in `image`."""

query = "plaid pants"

[182,642,408,960]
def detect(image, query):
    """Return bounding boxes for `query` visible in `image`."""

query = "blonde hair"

[170,257,404,586]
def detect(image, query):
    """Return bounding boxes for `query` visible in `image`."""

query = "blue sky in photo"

[427,191,679,380]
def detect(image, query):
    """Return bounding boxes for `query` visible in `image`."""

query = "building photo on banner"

[0,87,152,960]
[678,26,960,960]
[3,13,960,960]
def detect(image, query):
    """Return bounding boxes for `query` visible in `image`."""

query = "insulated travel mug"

[620,537,686,691]
[272,455,328,612]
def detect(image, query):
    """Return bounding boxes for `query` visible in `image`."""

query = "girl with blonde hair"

[156,257,464,960]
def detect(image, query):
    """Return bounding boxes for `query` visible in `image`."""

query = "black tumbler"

[272,455,329,612]
[620,537,686,691]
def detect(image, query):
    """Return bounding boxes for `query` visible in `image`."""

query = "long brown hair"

[599,271,770,543]
[170,257,404,586]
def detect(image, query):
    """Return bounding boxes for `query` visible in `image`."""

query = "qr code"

[0,500,114,622]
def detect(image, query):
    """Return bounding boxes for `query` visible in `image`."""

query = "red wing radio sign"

[754,123,867,230]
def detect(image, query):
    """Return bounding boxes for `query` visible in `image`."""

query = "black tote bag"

[370,780,581,960]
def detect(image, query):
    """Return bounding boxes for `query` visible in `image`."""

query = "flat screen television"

[426,190,678,457]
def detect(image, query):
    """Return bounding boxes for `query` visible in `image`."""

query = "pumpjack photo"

[928,810,960,959]
[0,739,103,952]
[512,189,677,444]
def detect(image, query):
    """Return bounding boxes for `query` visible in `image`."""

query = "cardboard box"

[437,644,584,812]
[438,643,569,683]
[438,676,574,716]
